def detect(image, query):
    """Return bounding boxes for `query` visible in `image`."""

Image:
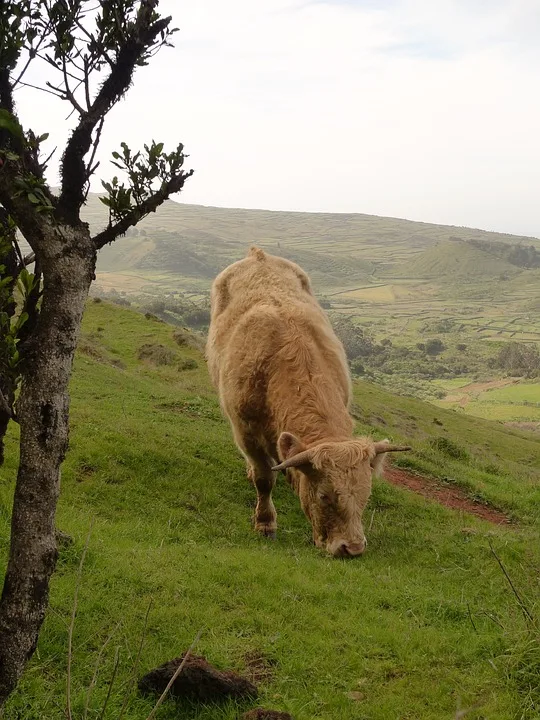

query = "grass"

[483,383,540,403]
[1,300,540,719]
[85,192,540,429]
[436,381,540,424]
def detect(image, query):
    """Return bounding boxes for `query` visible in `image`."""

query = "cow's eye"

[318,493,333,505]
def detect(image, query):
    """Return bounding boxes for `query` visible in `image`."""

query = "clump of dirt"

[137,344,199,370]
[173,327,206,352]
[137,343,177,366]
[178,358,199,371]
[385,467,511,525]
[242,710,293,720]
[244,650,277,685]
[145,312,164,322]
[138,654,258,702]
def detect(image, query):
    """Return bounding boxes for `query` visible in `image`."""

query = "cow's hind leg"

[245,449,277,539]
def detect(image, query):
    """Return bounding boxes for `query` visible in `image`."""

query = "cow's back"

[207,248,317,377]
[206,248,351,443]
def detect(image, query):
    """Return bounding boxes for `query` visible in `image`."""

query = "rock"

[138,654,258,703]
[242,710,293,720]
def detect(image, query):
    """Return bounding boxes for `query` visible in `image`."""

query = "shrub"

[350,359,365,376]
[137,344,177,366]
[173,328,205,352]
[331,316,375,360]
[497,342,540,378]
[425,338,446,356]
[183,308,211,327]
[429,437,469,461]
[178,358,198,371]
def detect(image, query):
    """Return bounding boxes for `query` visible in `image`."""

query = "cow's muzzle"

[329,538,367,558]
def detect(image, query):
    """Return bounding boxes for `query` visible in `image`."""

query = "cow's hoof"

[255,524,277,540]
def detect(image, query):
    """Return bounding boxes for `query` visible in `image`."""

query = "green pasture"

[1,301,539,719]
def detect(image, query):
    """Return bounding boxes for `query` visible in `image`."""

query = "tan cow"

[206,247,410,557]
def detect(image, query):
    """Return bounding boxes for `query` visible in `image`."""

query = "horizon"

[83,190,540,242]
[15,0,540,238]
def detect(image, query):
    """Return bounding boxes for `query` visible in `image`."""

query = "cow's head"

[272,432,410,558]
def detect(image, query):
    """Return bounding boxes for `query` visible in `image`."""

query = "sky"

[14,0,540,237]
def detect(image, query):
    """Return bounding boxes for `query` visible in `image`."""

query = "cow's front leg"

[247,460,277,539]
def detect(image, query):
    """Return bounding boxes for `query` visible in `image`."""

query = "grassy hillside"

[394,239,520,281]
[87,194,540,431]
[1,301,540,719]
[88,195,540,292]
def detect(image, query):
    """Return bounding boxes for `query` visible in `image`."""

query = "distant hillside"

[394,239,520,280]
[469,238,540,269]
[83,193,540,290]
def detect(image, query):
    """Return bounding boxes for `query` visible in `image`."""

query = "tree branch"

[92,170,193,249]
[12,24,54,91]
[57,2,173,223]
[83,116,104,200]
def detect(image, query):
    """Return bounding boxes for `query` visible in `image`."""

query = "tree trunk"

[0,215,18,466]
[0,229,95,705]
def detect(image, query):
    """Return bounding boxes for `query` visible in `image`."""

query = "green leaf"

[0,110,24,141]
[15,311,29,330]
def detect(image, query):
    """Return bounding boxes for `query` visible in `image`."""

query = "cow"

[206,247,410,557]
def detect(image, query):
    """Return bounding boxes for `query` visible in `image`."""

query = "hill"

[2,300,539,719]
[394,239,520,280]
[85,194,540,292]
[88,196,540,417]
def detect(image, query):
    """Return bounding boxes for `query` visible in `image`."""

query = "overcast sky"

[14,0,540,236]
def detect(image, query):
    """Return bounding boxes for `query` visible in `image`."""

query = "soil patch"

[138,654,257,702]
[243,650,277,685]
[385,467,511,525]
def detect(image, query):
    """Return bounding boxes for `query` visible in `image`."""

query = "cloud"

[12,0,540,236]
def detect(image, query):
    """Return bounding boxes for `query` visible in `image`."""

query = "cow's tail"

[248,246,266,261]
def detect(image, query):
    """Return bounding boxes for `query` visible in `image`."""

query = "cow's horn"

[272,449,313,471]
[373,441,412,455]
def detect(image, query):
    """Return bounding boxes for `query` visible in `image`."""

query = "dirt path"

[385,467,511,525]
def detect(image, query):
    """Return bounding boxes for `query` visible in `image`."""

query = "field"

[1,301,540,719]
[435,379,540,428]
[83,195,540,428]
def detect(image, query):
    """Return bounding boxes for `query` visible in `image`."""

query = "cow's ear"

[278,432,307,461]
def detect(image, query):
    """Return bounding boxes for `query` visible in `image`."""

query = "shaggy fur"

[206,247,387,556]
